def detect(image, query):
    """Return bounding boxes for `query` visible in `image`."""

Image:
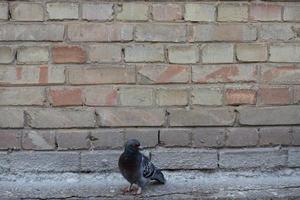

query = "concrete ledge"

[1,169,300,199]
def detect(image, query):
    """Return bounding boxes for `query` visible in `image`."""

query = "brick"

[160,128,191,147]
[152,149,218,169]
[48,87,83,106]
[270,44,300,62]
[0,108,24,128]
[96,108,165,127]
[137,65,189,84]
[89,45,122,63]
[82,3,113,21]
[184,3,215,22]
[125,45,164,62]
[67,67,135,85]
[0,65,65,85]
[261,65,300,84]
[192,128,225,147]
[259,87,290,105]
[47,3,78,19]
[284,6,300,21]
[202,44,234,63]
[191,87,223,106]
[168,45,199,64]
[190,24,256,42]
[17,47,49,64]
[260,127,292,146]
[136,24,186,42]
[259,24,295,41]
[90,129,124,149]
[288,148,300,167]
[0,152,9,173]
[10,152,80,172]
[124,129,158,148]
[52,46,86,64]
[83,86,118,106]
[0,130,22,150]
[219,148,287,169]
[27,108,95,128]
[68,23,133,42]
[0,3,8,20]
[0,46,14,64]
[10,3,43,21]
[152,4,182,21]
[0,24,64,41]
[0,87,45,106]
[250,3,282,21]
[295,86,300,103]
[117,3,148,21]
[169,107,235,127]
[119,87,153,106]
[225,89,256,105]
[156,88,188,106]
[22,130,55,150]
[226,128,259,147]
[292,127,300,145]
[56,130,89,150]
[192,64,257,83]
[238,106,300,125]
[236,44,268,62]
[81,151,120,172]
[218,4,248,22]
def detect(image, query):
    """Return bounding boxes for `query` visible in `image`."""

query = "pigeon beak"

[138,145,143,150]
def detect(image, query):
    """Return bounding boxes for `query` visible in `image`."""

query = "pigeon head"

[124,139,141,153]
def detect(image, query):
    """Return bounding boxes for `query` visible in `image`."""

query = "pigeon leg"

[133,187,142,195]
[122,184,133,193]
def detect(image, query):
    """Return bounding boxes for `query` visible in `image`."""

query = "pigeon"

[118,139,165,195]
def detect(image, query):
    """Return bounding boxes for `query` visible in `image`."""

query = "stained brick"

[226,128,259,147]
[218,4,248,22]
[17,47,49,64]
[125,45,164,62]
[156,88,188,106]
[89,45,122,63]
[168,45,199,64]
[236,43,268,62]
[261,65,300,84]
[259,87,290,105]
[0,46,14,64]
[250,3,282,21]
[225,89,256,105]
[0,108,24,128]
[90,129,124,149]
[288,148,300,167]
[119,87,153,106]
[81,151,120,172]
[124,129,158,147]
[160,128,191,147]
[0,3,8,20]
[22,130,55,150]
[284,6,300,21]
[48,87,83,106]
[0,152,9,173]
[83,86,118,106]
[192,128,225,147]
[184,3,215,22]
[191,87,223,106]
[259,127,292,146]
[56,130,90,150]
[117,3,148,21]
[11,3,43,21]
[0,130,22,150]
[52,46,86,64]
[292,127,300,145]
[202,43,234,63]
[152,4,182,21]
[47,2,79,19]
[82,3,113,21]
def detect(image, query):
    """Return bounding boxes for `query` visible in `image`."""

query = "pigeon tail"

[151,169,166,184]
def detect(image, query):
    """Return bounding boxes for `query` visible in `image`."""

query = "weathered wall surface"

[0,0,300,173]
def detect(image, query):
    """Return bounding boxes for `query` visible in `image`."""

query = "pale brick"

[117,3,148,21]
[68,24,133,42]
[288,148,300,167]
[169,107,235,126]
[67,67,135,85]
[202,43,234,63]
[0,108,24,128]
[119,87,153,106]
[152,4,182,21]
[89,45,122,63]
[47,3,78,19]
[168,45,199,64]
[81,151,120,172]
[82,3,113,21]
[124,129,158,147]
[0,24,64,41]
[27,108,95,128]
[90,129,124,149]
[250,3,282,21]
[226,128,259,147]
[293,127,300,145]
[259,127,292,146]
[225,89,256,105]
[96,108,165,127]
[259,24,295,41]
[191,87,223,106]
[0,130,22,150]
[192,128,225,147]
[22,130,55,150]
[17,47,49,64]
[236,43,268,62]
[56,130,90,150]
[83,86,118,106]
[160,128,191,147]
[137,65,189,84]
[259,87,290,105]
[136,24,186,42]
[284,6,300,21]
[0,3,8,20]
[218,4,248,22]
[11,3,43,21]
[191,24,257,42]
[125,45,164,62]
[185,3,215,22]
[0,46,14,64]
[0,87,45,106]
[261,65,300,84]
[270,44,300,62]
[156,89,188,106]
[238,106,300,125]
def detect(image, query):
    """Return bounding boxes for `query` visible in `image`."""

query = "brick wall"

[0,0,300,172]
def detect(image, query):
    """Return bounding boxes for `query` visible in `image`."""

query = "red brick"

[250,3,282,21]
[225,89,256,105]
[259,87,290,105]
[0,130,21,150]
[49,87,83,106]
[152,4,182,21]
[52,46,86,64]
[83,86,118,106]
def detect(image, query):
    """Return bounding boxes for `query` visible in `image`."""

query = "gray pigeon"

[118,139,165,195]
